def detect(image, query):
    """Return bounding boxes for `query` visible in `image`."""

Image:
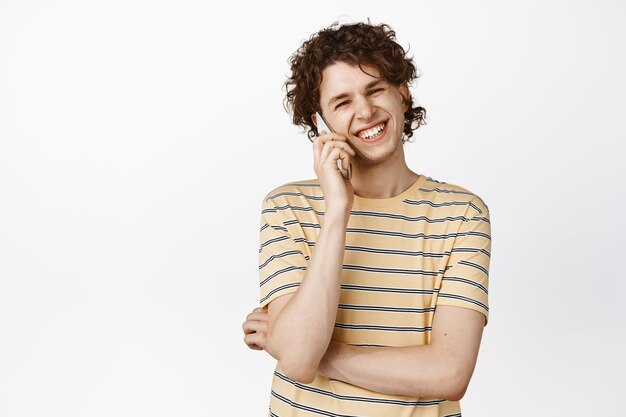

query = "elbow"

[280,359,318,384]
[267,336,319,384]
[440,368,472,401]
[443,385,467,402]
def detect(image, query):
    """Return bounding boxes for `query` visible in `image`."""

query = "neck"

[349,152,418,199]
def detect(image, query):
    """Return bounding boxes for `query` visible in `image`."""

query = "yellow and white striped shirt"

[259,174,491,417]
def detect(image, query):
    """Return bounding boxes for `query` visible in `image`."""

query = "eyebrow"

[327,80,385,107]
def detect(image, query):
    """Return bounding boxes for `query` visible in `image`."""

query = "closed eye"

[367,87,385,96]
[335,100,350,110]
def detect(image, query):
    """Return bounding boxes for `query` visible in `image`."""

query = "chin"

[354,139,403,166]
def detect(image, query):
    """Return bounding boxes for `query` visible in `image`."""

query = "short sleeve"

[437,198,491,324]
[258,195,309,309]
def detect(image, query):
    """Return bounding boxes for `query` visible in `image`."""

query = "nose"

[354,96,374,121]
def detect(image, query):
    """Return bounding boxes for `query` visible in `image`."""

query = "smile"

[357,122,387,141]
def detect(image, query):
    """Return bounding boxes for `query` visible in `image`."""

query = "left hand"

[242,307,342,368]
[242,307,277,359]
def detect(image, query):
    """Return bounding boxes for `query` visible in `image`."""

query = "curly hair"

[284,22,426,142]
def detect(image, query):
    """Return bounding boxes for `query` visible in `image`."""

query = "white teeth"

[359,122,386,139]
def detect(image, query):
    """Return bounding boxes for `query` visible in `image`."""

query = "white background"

[1,0,625,416]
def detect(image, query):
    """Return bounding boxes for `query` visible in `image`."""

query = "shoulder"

[261,178,324,212]
[418,175,490,217]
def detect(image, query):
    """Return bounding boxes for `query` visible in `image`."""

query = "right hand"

[313,131,356,211]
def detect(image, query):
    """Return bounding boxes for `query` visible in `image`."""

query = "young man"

[242,22,491,417]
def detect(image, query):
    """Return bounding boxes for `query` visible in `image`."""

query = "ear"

[311,113,319,128]
[399,84,411,112]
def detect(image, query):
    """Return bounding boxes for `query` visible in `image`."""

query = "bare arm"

[264,133,355,384]
[244,305,484,399]
[317,305,485,400]
[266,210,349,383]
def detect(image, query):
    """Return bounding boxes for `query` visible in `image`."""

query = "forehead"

[319,62,382,99]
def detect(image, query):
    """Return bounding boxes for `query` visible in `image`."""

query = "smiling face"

[318,62,409,167]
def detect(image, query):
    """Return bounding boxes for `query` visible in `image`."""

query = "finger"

[246,311,268,322]
[244,332,267,350]
[319,138,355,157]
[329,145,347,165]
[340,152,351,172]
[335,149,351,177]
[319,140,336,164]
[320,144,351,176]
[318,131,349,144]
[242,317,267,331]
[242,320,268,335]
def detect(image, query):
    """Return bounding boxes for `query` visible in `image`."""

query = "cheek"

[335,114,353,136]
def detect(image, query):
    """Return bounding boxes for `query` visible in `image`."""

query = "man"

[242,21,491,417]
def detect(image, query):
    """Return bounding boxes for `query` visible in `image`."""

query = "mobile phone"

[315,112,351,180]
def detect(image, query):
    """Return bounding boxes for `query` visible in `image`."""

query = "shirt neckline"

[352,174,426,209]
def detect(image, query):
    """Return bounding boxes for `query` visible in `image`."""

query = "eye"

[367,87,385,96]
[335,100,350,110]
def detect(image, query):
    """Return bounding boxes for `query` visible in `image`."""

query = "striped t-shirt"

[258,174,491,417]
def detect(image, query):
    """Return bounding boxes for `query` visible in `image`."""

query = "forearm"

[268,210,349,382]
[319,342,468,401]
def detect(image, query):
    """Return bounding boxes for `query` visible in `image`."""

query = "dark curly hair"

[284,22,426,142]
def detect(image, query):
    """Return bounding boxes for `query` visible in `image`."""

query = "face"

[317,62,409,167]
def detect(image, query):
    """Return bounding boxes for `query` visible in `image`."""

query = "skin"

[243,62,485,400]
[315,61,418,200]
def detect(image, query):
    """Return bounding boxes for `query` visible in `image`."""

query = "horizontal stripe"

[259,235,289,252]
[419,179,489,213]
[451,247,491,258]
[343,264,441,277]
[466,230,491,240]
[267,191,324,201]
[418,187,478,198]
[293,237,315,247]
[442,276,488,294]
[263,205,324,216]
[341,284,437,295]
[259,250,304,270]
[458,259,489,276]
[277,219,322,230]
[345,245,450,258]
[284,183,321,187]
[416,189,483,214]
[335,322,432,332]
[402,199,470,209]
[338,303,435,314]
[270,224,288,232]
[272,389,356,417]
[274,372,443,407]
[260,282,300,304]
[471,215,491,224]
[259,265,307,287]
[300,222,321,229]
[350,210,474,224]
[438,292,488,311]
[426,177,447,184]
[347,227,484,241]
